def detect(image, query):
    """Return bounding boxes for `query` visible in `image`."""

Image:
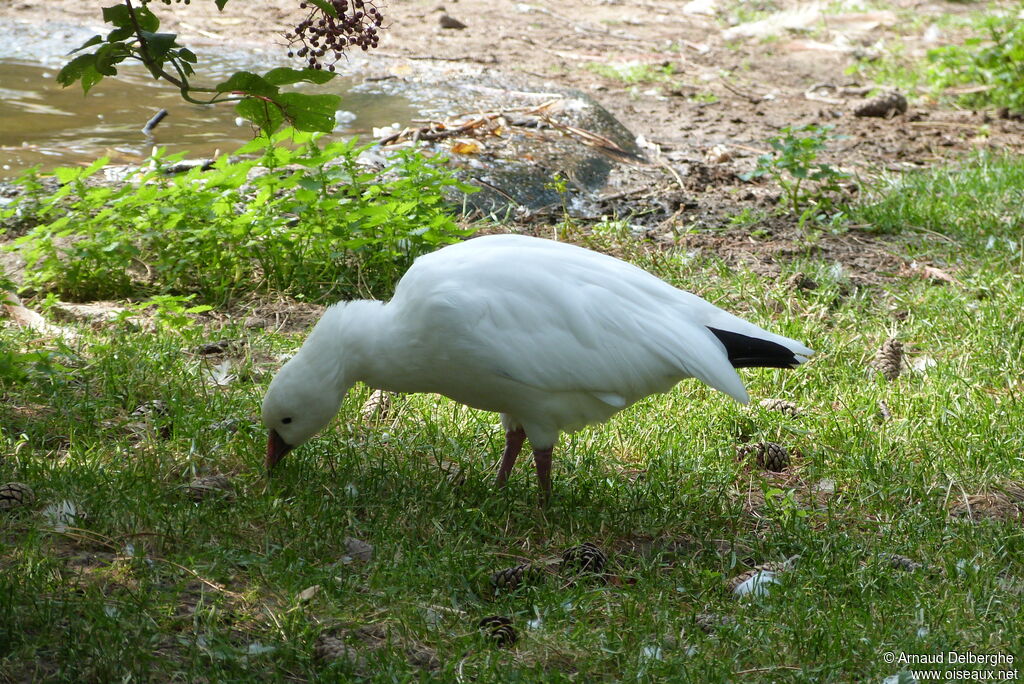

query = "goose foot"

[495,427,526,487]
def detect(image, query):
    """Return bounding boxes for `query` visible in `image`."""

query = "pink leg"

[533,447,553,504]
[495,427,526,487]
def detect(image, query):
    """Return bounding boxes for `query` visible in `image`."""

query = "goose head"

[261,329,351,469]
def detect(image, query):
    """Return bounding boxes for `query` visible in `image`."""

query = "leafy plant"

[741,123,850,215]
[56,0,386,135]
[586,61,678,85]
[925,5,1024,112]
[118,295,213,331]
[4,130,474,303]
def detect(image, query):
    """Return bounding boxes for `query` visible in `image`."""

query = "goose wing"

[394,235,754,404]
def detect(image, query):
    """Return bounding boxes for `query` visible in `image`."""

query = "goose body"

[262,234,813,497]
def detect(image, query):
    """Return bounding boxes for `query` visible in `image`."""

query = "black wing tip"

[708,327,803,369]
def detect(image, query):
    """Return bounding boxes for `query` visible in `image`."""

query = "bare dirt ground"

[4,0,1024,283]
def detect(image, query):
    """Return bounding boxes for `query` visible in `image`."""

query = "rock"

[439,14,467,29]
[342,536,375,563]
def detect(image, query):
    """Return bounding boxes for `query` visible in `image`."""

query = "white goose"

[262,234,813,499]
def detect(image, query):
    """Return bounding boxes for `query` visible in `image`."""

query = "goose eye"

[282,417,293,424]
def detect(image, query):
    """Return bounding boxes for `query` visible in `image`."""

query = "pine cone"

[561,542,608,575]
[478,616,517,646]
[725,561,788,593]
[0,482,36,511]
[185,474,234,502]
[695,612,736,633]
[784,271,818,291]
[314,635,366,667]
[360,389,393,423]
[854,90,908,118]
[491,562,543,592]
[131,399,169,419]
[758,398,801,416]
[879,553,923,572]
[872,338,903,380]
[738,442,790,472]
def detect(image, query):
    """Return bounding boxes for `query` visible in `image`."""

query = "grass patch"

[849,3,1024,111]
[851,151,1024,245]
[2,155,1023,680]
[585,61,678,85]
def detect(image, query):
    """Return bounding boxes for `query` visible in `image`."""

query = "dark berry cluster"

[287,0,384,71]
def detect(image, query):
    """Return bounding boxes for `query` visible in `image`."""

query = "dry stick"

[378,99,562,146]
[55,526,245,599]
[734,666,802,675]
[719,78,765,104]
[542,117,650,165]
[728,142,772,156]
[373,52,498,64]
[161,558,247,599]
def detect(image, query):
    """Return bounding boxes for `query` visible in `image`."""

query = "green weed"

[926,5,1024,111]
[851,4,1024,111]
[741,123,851,216]
[4,129,473,304]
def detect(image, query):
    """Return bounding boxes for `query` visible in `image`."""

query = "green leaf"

[57,53,96,87]
[102,4,132,28]
[68,34,103,55]
[139,31,179,63]
[263,67,335,86]
[278,92,342,132]
[235,98,284,136]
[94,43,128,77]
[307,0,339,17]
[214,0,229,9]
[178,47,197,63]
[216,72,279,99]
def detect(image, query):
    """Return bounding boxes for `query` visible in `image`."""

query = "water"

[0,57,417,177]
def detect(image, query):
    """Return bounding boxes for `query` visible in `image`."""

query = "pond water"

[0,56,417,178]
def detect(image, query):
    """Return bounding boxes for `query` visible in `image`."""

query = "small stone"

[298,584,321,602]
[478,616,518,646]
[0,482,36,511]
[561,542,608,575]
[439,14,467,29]
[343,537,375,563]
[872,338,903,380]
[854,90,908,118]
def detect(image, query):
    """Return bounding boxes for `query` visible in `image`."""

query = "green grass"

[3,156,1024,681]
[849,2,1024,111]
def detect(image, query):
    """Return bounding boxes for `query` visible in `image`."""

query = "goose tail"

[708,327,813,369]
